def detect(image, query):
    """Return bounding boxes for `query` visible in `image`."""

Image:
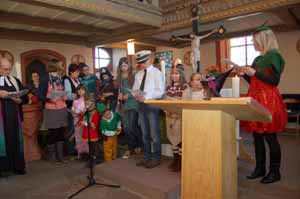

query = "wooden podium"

[145,97,271,199]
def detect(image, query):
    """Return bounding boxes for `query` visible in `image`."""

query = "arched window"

[94,47,111,69]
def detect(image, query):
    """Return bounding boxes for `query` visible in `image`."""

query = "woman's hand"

[0,90,9,98]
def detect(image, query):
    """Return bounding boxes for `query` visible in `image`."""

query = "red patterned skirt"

[241,77,287,134]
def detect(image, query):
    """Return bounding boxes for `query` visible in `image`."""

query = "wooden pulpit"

[145,97,271,199]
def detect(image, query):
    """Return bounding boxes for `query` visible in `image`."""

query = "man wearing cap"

[133,50,165,168]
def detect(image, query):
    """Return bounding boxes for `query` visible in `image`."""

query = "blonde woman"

[237,27,287,184]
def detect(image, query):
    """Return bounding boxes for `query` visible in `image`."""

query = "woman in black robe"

[0,57,28,176]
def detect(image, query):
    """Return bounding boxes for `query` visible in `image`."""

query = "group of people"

[0,26,287,184]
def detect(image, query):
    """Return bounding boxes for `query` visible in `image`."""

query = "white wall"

[276,30,300,94]
[0,39,93,81]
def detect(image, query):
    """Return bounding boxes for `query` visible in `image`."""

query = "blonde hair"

[253,29,279,55]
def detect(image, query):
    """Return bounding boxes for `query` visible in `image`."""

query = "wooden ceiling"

[0,0,299,48]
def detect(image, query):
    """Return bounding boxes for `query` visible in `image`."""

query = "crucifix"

[171,2,225,72]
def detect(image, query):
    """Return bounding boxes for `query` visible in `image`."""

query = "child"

[81,99,100,164]
[98,67,117,111]
[71,84,89,160]
[97,103,121,162]
[183,72,206,100]
[165,64,188,172]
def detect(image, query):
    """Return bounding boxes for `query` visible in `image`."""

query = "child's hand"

[115,128,122,135]
[118,93,123,100]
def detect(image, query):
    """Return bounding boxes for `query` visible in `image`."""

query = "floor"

[0,132,299,199]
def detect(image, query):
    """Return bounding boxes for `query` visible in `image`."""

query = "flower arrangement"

[204,65,221,77]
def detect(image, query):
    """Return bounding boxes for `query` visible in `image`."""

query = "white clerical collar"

[0,76,12,87]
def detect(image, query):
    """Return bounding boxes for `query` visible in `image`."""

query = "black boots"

[247,166,281,184]
[168,153,181,172]
[260,169,281,184]
[246,166,266,179]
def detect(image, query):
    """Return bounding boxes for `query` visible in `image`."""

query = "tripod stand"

[68,109,120,199]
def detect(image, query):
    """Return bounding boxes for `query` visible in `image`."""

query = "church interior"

[0,0,300,198]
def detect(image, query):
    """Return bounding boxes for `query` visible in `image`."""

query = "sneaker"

[122,150,131,159]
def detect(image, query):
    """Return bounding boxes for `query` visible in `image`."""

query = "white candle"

[232,75,240,97]
[232,74,241,157]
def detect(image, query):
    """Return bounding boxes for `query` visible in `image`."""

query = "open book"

[49,90,67,100]
[4,89,30,98]
[124,88,146,98]
[222,58,240,68]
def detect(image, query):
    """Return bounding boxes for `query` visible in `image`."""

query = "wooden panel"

[181,110,237,199]
[145,97,272,122]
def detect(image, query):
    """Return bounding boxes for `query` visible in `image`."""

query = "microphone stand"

[68,109,120,199]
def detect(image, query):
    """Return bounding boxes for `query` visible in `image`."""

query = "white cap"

[135,50,152,63]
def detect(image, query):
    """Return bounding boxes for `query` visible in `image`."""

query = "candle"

[232,75,240,97]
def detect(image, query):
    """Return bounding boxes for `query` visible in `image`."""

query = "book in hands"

[4,89,30,99]
[124,88,146,98]
[222,58,240,68]
[49,90,67,101]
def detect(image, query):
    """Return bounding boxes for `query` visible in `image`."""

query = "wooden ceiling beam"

[9,0,128,24]
[89,24,157,45]
[0,11,111,36]
[0,28,90,47]
[271,8,300,29]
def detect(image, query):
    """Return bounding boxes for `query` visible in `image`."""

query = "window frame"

[229,35,258,67]
[94,47,112,71]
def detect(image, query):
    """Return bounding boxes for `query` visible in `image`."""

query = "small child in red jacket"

[81,99,100,164]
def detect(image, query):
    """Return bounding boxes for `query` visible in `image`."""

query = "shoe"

[260,170,281,184]
[246,167,266,179]
[122,150,131,159]
[134,147,142,155]
[168,153,179,170]
[172,155,181,172]
[56,141,68,163]
[14,170,26,175]
[145,160,160,169]
[136,159,149,167]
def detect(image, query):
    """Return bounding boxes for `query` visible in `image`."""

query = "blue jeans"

[123,109,143,151]
[138,104,161,161]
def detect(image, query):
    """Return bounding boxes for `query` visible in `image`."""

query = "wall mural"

[155,51,173,68]
[0,50,14,66]
[71,54,86,64]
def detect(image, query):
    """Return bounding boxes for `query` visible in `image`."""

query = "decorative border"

[160,0,300,32]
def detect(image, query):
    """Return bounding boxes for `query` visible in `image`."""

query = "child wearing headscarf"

[164,64,188,172]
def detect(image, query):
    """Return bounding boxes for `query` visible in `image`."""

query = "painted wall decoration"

[71,54,86,64]
[155,51,173,68]
[0,50,14,66]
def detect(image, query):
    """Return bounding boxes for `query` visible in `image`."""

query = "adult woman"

[116,57,142,159]
[238,26,287,184]
[0,57,28,175]
[37,60,68,162]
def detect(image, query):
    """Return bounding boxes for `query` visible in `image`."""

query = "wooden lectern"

[145,97,271,199]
